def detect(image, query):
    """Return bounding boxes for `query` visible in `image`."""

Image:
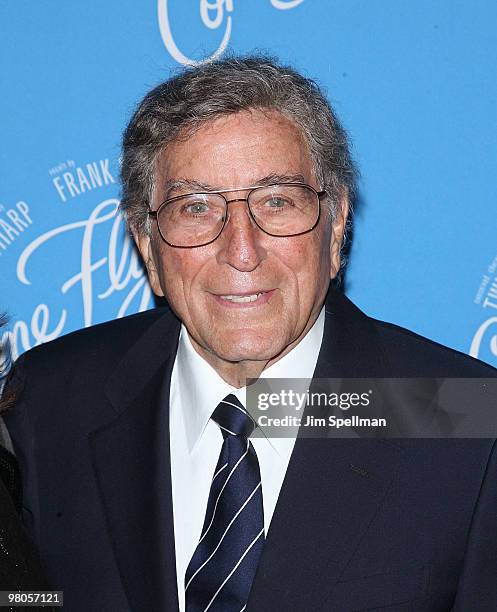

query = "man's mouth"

[219,293,264,304]
[212,290,275,307]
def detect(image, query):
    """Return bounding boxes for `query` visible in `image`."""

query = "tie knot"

[211,394,255,439]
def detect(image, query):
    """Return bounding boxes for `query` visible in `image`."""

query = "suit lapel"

[89,310,181,612]
[247,438,406,610]
[315,285,391,380]
[247,288,406,610]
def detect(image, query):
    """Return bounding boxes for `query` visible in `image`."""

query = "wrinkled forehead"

[154,109,317,198]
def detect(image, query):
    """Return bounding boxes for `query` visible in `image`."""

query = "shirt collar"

[175,307,325,454]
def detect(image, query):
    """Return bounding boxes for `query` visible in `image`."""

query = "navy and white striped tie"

[185,394,265,612]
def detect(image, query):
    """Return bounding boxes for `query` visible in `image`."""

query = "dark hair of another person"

[0,314,15,414]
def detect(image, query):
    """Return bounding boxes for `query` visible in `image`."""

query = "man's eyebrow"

[163,174,307,196]
[252,173,307,186]
[163,178,214,195]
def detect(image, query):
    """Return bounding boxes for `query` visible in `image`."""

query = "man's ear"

[329,191,349,279]
[132,228,165,297]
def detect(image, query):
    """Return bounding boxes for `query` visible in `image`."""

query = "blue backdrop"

[1,0,496,367]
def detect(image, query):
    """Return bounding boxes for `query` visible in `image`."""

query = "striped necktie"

[185,394,265,612]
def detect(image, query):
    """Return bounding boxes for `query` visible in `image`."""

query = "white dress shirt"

[169,309,325,611]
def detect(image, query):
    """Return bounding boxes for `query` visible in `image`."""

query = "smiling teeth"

[220,293,262,303]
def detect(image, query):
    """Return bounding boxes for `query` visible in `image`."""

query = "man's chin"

[211,345,279,365]
[200,335,287,366]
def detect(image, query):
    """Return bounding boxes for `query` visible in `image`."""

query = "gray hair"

[120,54,357,254]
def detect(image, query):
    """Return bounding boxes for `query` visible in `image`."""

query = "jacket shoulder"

[5,307,179,429]
[17,307,175,373]
[372,317,497,377]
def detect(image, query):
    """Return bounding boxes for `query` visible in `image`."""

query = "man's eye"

[265,197,291,209]
[184,202,209,214]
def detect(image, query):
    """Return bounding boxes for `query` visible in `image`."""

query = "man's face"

[135,110,347,370]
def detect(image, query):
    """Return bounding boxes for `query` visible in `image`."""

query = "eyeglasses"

[147,182,327,248]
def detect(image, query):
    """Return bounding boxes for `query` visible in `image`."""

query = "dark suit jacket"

[5,288,497,611]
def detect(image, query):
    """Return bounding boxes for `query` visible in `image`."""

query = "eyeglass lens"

[157,184,319,247]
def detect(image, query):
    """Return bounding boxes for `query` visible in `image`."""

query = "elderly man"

[6,56,497,611]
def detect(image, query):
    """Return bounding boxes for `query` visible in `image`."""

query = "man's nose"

[215,200,267,272]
